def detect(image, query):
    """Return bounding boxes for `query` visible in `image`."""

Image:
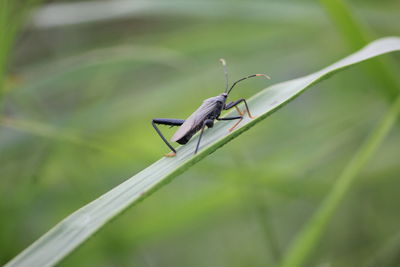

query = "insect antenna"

[219,58,229,93]
[227,73,270,95]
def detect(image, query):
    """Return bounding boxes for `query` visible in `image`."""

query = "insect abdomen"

[176,135,191,145]
[175,127,200,144]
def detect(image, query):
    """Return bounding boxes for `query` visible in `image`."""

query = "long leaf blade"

[6,36,400,267]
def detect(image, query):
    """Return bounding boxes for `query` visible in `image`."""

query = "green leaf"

[5,37,400,267]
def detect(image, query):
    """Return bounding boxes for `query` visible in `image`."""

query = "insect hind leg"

[152,118,185,156]
[153,118,185,126]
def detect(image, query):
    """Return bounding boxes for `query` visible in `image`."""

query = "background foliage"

[1,0,400,266]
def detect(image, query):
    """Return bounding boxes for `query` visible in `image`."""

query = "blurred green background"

[1,0,400,266]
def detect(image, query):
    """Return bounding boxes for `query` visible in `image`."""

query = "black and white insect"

[152,59,270,157]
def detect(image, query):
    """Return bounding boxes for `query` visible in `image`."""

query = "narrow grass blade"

[5,37,400,267]
[320,0,400,99]
[281,87,400,267]
[0,0,43,104]
[320,0,370,51]
[0,117,126,156]
[365,232,400,267]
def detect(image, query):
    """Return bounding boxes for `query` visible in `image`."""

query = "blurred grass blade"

[281,86,400,267]
[0,0,42,102]
[0,0,12,100]
[320,0,400,99]
[31,0,322,28]
[365,232,400,267]
[320,0,370,51]
[0,117,124,156]
[5,37,400,267]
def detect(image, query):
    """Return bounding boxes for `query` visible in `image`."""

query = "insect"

[152,59,270,157]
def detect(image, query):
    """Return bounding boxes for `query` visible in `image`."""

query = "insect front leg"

[152,118,185,157]
[224,98,255,119]
[194,119,214,154]
[224,101,244,116]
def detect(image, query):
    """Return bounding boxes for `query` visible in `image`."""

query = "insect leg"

[224,98,255,118]
[217,115,243,132]
[194,119,213,154]
[217,116,242,120]
[152,118,184,157]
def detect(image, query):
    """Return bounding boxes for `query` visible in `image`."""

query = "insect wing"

[171,98,218,142]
